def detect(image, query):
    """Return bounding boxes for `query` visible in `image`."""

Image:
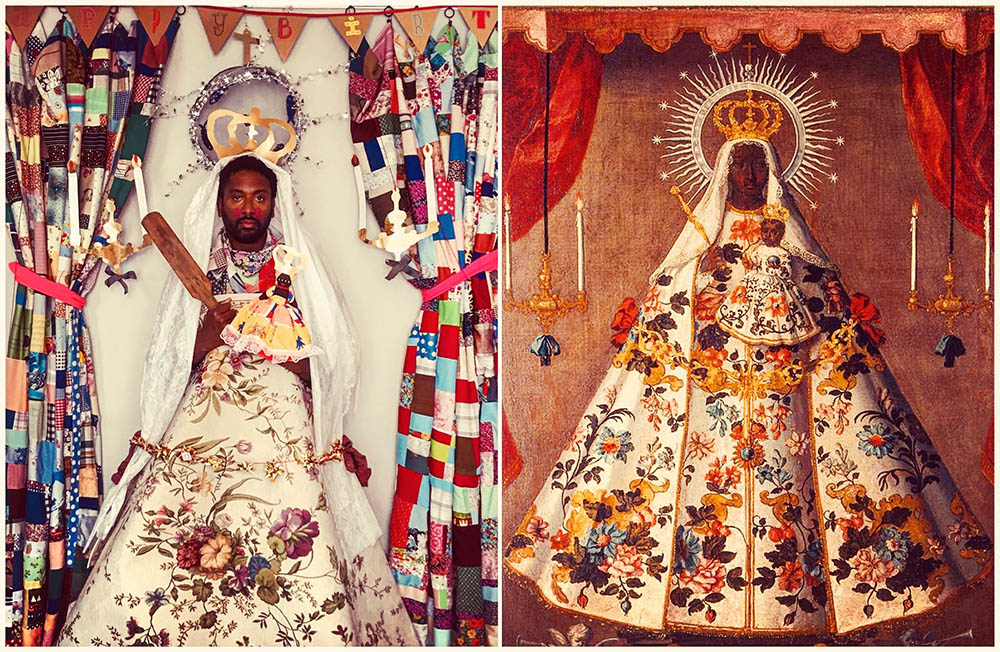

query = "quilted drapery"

[349,21,499,646]
[5,11,179,646]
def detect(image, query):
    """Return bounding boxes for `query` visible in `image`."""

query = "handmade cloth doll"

[716,204,820,345]
[221,244,312,362]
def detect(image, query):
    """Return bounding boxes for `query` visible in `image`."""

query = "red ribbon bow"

[849,293,886,345]
[341,435,372,487]
[610,297,639,346]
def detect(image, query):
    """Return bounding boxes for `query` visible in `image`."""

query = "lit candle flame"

[986,201,992,219]
[576,193,583,212]
[911,199,919,217]
[504,193,510,211]
[132,154,142,168]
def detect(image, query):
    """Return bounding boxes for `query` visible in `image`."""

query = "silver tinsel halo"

[189,65,306,169]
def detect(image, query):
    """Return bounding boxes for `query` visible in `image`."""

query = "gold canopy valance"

[502,6,994,55]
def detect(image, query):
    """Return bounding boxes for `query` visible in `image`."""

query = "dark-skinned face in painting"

[727,142,768,210]
[761,218,785,246]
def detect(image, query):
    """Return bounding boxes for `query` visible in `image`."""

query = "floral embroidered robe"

[507,206,992,635]
[57,347,418,647]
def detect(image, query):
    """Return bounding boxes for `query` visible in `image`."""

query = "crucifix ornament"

[234,27,260,66]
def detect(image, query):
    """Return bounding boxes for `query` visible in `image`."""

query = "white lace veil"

[85,152,382,561]
[650,137,833,282]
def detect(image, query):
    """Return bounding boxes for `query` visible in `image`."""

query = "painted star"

[829,173,838,183]
[809,201,819,210]
[679,71,689,79]
[659,101,670,111]
[829,99,838,109]
[709,50,719,59]
[651,135,664,145]
[810,71,819,79]
[660,171,669,181]
[835,136,846,146]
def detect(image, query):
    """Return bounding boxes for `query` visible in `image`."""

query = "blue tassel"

[530,334,561,366]
[934,334,966,368]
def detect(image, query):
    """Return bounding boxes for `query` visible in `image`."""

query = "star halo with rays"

[654,49,843,209]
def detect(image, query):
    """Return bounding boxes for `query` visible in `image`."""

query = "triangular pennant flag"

[262,13,308,62]
[6,6,43,48]
[197,7,242,55]
[458,7,498,47]
[330,12,374,53]
[396,9,439,53]
[65,6,109,47]
[134,6,176,46]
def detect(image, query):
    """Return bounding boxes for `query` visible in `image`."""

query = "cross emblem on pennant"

[234,27,260,66]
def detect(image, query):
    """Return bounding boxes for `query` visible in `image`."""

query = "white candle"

[576,193,584,293]
[352,154,366,233]
[503,193,511,291]
[910,199,918,292]
[986,201,991,292]
[423,145,438,224]
[132,155,149,226]
[68,161,80,247]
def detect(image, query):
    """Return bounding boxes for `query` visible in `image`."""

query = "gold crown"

[207,107,297,164]
[762,203,790,222]
[712,90,783,141]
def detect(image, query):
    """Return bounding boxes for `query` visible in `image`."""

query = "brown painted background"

[501,31,993,646]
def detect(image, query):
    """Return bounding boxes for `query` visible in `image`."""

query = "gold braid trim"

[129,433,344,481]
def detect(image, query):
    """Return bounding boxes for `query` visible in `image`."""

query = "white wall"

[6,6,469,535]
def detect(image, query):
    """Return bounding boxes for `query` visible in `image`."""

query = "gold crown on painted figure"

[762,203,790,222]
[713,90,784,141]
[206,106,297,164]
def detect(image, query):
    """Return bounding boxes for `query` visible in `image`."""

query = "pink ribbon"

[8,262,86,309]
[420,249,498,302]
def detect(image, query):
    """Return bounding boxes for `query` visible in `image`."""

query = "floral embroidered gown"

[58,346,418,646]
[506,205,992,635]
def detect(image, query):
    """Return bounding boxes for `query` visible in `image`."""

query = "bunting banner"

[133,6,176,46]
[64,6,109,47]
[459,7,498,46]
[262,12,308,61]
[196,6,242,55]
[5,6,43,48]
[330,11,375,53]
[396,8,440,52]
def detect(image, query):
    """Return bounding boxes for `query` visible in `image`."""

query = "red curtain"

[900,36,993,236]
[502,33,603,241]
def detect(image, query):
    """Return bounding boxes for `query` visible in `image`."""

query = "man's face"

[728,143,768,200]
[218,169,274,250]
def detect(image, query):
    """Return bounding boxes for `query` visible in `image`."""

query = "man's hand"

[193,299,237,367]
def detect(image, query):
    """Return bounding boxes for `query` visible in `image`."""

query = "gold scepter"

[670,186,711,246]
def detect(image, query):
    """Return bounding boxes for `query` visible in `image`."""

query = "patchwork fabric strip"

[5,13,180,647]
[349,22,499,647]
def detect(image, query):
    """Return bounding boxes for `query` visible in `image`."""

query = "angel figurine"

[221,244,312,362]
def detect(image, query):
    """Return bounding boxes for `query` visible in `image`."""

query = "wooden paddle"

[141,212,218,309]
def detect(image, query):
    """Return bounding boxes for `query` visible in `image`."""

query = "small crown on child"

[273,244,308,278]
[207,107,297,164]
[762,203,790,222]
[713,90,784,142]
